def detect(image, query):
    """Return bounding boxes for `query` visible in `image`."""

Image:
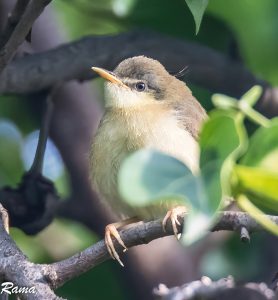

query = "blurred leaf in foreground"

[238,195,278,236]
[119,110,243,244]
[235,117,278,216]
[118,149,210,244]
[235,165,278,214]
[240,118,278,171]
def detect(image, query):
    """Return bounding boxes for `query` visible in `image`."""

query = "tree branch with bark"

[0,30,277,117]
[0,2,277,299]
[0,0,52,72]
[0,209,277,299]
[153,276,277,300]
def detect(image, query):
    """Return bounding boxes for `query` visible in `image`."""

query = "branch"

[0,206,277,297]
[49,211,278,288]
[0,204,62,300]
[153,276,277,300]
[0,0,52,73]
[0,30,277,117]
[0,0,30,48]
[0,31,260,94]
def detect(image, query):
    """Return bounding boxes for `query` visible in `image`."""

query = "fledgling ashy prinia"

[91,56,207,266]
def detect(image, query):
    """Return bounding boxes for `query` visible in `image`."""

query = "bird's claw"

[162,206,187,240]
[105,224,127,267]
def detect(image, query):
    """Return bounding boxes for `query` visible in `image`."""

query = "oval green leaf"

[235,165,278,213]
[240,118,278,170]
[118,149,196,206]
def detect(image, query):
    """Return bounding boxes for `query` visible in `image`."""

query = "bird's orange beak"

[91,67,127,87]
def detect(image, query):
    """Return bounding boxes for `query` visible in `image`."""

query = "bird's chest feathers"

[99,108,199,173]
[91,107,199,217]
[128,110,199,172]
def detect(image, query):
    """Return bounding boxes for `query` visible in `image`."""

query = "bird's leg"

[162,206,187,240]
[105,217,140,266]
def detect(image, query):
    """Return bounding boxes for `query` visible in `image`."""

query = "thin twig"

[0,0,30,48]
[240,226,250,243]
[0,0,52,73]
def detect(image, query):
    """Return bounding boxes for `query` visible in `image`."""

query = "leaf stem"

[237,194,278,236]
[238,101,270,127]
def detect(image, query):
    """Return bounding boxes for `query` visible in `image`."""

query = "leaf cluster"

[119,86,278,243]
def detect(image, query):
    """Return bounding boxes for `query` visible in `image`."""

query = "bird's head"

[92,56,190,108]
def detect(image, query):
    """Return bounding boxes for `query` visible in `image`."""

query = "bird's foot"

[105,223,128,267]
[162,206,187,240]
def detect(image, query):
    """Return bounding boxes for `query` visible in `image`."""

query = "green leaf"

[185,0,209,34]
[118,149,194,206]
[183,110,246,243]
[235,165,278,213]
[238,195,278,236]
[119,110,248,245]
[200,111,247,196]
[207,0,278,85]
[112,0,137,17]
[118,149,212,243]
[181,159,222,244]
[118,149,214,215]
[240,118,278,171]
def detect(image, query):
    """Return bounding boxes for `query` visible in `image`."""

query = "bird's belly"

[91,111,199,220]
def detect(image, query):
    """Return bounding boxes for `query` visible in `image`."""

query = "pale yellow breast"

[90,107,199,219]
[141,113,199,174]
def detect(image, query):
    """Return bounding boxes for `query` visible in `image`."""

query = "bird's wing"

[174,96,207,140]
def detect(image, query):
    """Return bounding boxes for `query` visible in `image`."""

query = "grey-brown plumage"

[91,56,206,215]
[90,56,207,265]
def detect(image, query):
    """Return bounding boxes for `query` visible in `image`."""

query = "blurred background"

[0,0,278,299]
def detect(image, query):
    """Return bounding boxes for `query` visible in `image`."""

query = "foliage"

[1,0,278,299]
[184,0,209,34]
[119,85,278,244]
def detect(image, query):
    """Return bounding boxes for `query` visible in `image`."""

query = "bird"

[90,56,207,266]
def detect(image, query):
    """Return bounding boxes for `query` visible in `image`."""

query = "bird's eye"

[135,82,146,92]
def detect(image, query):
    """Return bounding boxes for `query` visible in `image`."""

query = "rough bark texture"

[153,276,277,300]
[0,0,52,72]
[1,210,277,300]
[0,31,277,118]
